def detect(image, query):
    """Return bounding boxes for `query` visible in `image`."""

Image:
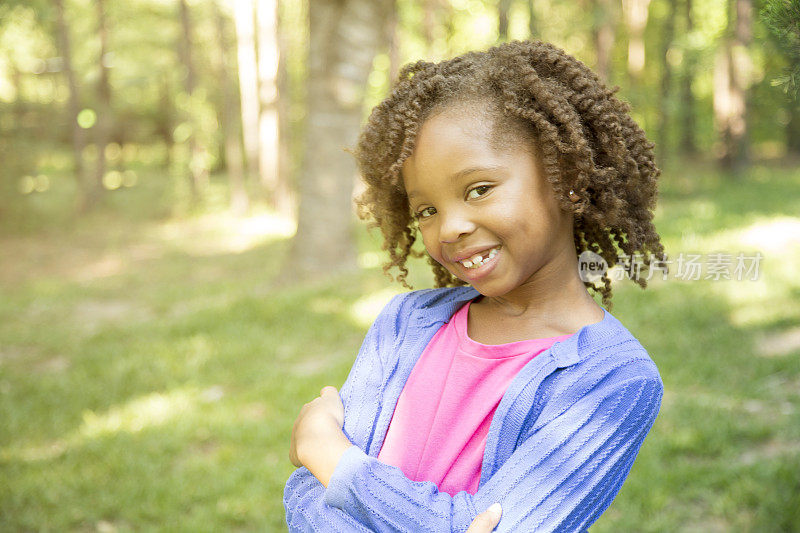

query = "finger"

[466,503,502,533]
[320,385,338,397]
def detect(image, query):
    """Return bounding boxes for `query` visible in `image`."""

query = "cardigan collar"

[410,285,625,369]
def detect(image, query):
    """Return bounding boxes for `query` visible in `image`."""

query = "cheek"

[418,227,441,260]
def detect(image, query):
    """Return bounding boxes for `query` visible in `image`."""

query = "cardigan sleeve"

[283,292,407,532]
[321,369,663,532]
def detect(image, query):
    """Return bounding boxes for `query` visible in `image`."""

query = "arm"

[321,372,662,532]
[284,292,405,531]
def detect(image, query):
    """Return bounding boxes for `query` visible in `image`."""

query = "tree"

[714,0,752,175]
[257,0,292,215]
[91,0,112,209]
[679,0,698,156]
[214,0,249,215]
[760,0,800,99]
[622,0,652,83]
[280,0,394,281]
[53,0,88,210]
[591,0,616,82]
[657,0,677,161]
[498,0,513,41]
[178,0,209,200]
[760,0,800,155]
[234,0,260,187]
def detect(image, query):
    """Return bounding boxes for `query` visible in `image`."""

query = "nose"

[438,207,476,243]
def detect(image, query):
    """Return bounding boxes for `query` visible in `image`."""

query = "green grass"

[1,161,799,531]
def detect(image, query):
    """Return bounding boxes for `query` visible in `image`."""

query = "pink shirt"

[377,299,572,496]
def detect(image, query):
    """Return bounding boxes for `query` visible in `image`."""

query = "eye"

[466,185,491,200]
[416,206,436,219]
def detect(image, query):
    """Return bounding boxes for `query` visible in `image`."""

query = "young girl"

[284,39,666,532]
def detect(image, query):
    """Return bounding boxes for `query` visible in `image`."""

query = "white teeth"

[459,246,499,269]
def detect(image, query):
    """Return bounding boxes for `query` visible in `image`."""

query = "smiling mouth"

[457,246,501,269]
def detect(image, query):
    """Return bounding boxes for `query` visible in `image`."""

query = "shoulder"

[535,319,664,429]
[378,285,477,321]
[573,310,662,383]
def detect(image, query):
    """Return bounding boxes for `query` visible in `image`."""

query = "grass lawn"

[1,160,799,531]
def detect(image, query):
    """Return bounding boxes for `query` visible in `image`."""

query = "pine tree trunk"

[257,0,282,207]
[498,0,513,41]
[679,0,697,156]
[53,0,89,210]
[728,0,752,174]
[715,0,752,175]
[527,0,537,37]
[591,0,616,82]
[178,0,208,200]
[787,101,800,156]
[657,0,676,163]
[623,0,651,83]
[388,1,401,84]
[281,0,393,281]
[276,0,296,219]
[234,0,261,187]
[90,0,111,209]
[214,0,249,215]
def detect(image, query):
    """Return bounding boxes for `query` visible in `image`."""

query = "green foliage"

[760,0,800,99]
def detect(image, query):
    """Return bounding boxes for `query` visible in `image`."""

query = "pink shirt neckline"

[454,300,574,358]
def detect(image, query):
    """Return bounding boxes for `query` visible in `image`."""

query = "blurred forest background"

[1,0,799,531]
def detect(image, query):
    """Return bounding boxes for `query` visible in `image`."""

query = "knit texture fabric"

[377,298,571,497]
[283,286,664,532]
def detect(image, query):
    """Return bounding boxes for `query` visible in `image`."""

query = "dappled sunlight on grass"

[739,216,800,253]
[155,210,296,257]
[348,286,404,328]
[79,388,198,439]
[663,215,800,329]
[2,386,227,464]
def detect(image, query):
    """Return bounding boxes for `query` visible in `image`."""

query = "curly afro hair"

[352,39,666,308]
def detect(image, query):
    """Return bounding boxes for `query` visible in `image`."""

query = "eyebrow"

[406,164,506,200]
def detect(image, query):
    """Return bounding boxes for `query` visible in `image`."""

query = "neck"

[480,245,603,327]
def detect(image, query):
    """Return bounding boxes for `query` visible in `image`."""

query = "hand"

[466,503,502,533]
[289,385,353,487]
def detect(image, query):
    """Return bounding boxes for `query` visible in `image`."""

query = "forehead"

[401,106,500,184]
[400,102,539,197]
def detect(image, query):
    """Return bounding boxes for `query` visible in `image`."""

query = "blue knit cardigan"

[284,285,663,532]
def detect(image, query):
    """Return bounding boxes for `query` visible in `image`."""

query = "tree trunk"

[91,0,111,209]
[657,0,676,162]
[257,0,290,214]
[178,0,208,200]
[714,0,751,175]
[388,0,401,83]
[234,0,261,187]
[498,0,513,41]
[527,0,537,37]
[728,0,752,173]
[622,0,651,83]
[276,0,297,220]
[423,0,436,56]
[214,1,249,215]
[53,0,89,209]
[679,0,697,156]
[157,77,174,168]
[787,101,800,156]
[281,0,393,281]
[591,0,616,82]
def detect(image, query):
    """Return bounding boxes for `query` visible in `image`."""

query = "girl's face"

[401,105,576,298]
